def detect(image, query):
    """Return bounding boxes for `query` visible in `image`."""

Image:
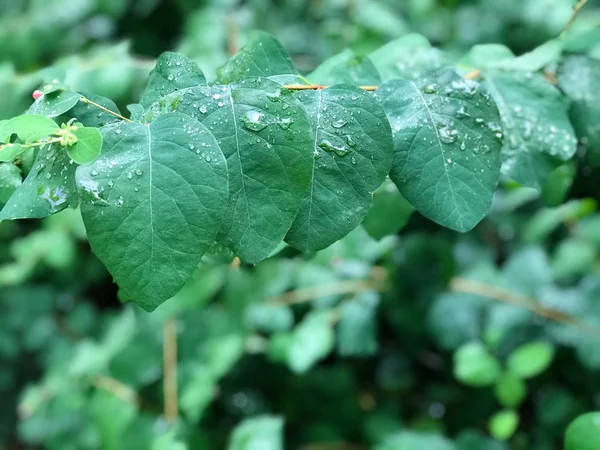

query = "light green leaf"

[0,144,26,163]
[145,78,314,264]
[377,69,502,232]
[369,34,449,82]
[489,410,519,441]
[228,415,284,450]
[140,52,206,109]
[362,179,415,240]
[558,55,600,152]
[0,114,59,143]
[494,373,527,408]
[0,163,21,204]
[287,309,335,374]
[494,39,564,72]
[76,113,229,311]
[67,127,102,164]
[0,144,77,220]
[245,303,294,333]
[28,90,82,118]
[453,341,502,387]
[507,341,555,379]
[483,71,577,189]
[541,162,575,207]
[565,412,600,450]
[308,50,381,86]
[90,390,137,450]
[337,291,379,356]
[460,44,515,70]
[217,32,300,85]
[285,84,393,251]
[375,431,456,450]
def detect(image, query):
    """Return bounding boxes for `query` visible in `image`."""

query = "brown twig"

[561,0,588,35]
[464,69,481,80]
[284,84,378,91]
[91,375,139,405]
[450,277,600,337]
[267,279,387,306]
[163,318,178,422]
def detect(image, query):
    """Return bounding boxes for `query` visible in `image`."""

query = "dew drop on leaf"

[242,110,268,131]
[318,139,351,157]
[331,119,347,128]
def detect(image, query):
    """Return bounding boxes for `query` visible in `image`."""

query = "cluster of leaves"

[2,0,600,449]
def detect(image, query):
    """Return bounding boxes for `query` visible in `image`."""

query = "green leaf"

[58,92,123,128]
[245,303,294,333]
[28,90,82,118]
[362,179,415,240]
[67,127,102,165]
[145,78,314,264]
[460,44,515,70]
[0,145,77,220]
[494,373,527,408]
[0,163,21,204]
[507,341,555,379]
[369,34,450,82]
[228,415,284,450]
[285,84,393,251]
[483,71,577,189]
[551,237,596,280]
[0,114,59,144]
[308,50,381,86]
[489,410,519,441]
[285,309,335,374]
[541,162,575,207]
[76,113,229,311]
[565,412,600,450]
[89,390,137,450]
[494,39,564,72]
[337,292,379,356]
[140,52,206,109]
[375,431,456,450]
[453,341,502,387]
[0,144,26,163]
[558,55,600,152]
[377,69,502,232]
[217,32,300,85]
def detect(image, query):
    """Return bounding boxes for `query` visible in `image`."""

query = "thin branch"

[230,256,241,269]
[561,0,588,35]
[284,84,378,91]
[91,375,139,406]
[80,96,132,122]
[163,318,178,422]
[464,69,481,80]
[267,279,387,306]
[450,277,600,338]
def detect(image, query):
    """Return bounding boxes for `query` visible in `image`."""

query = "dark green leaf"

[58,92,123,128]
[0,163,21,204]
[217,32,300,85]
[145,78,314,264]
[140,52,206,109]
[377,69,502,231]
[285,84,393,251]
[337,292,379,356]
[362,179,414,240]
[0,144,77,220]
[76,113,229,311]
[308,50,381,86]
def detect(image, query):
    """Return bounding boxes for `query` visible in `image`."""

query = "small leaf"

[453,341,502,387]
[0,144,26,163]
[308,50,381,86]
[494,39,564,72]
[377,69,502,231]
[217,32,300,84]
[489,410,519,441]
[29,90,82,118]
[0,145,77,220]
[0,114,59,143]
[0,163,22,204]
[76,113,229,311]
[507,341,555,379]
[565,412,600,450]
[285,84,393,251]
[460,44,515,69]
[68,127,103,164]
[370,34,449,81]
[483,71,577,189]
[362,179,415,240]
[140,52,206,108]
[337,292,379,356]
[541,162,575,207]
[494,373,527,408]
[228,415,284,450]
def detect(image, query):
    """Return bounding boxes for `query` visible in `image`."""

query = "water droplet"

[45,173,51,179]
[351,156,357,165]
[438,126,459,144]
[205,155,211,162]
[331,119,347,128]
[91,170,99,177]
[267,90,281,102]
[108,181,114,188]
[460,141,466,151]
[278,118,293,130]
[346,135,356,147]
[134,169,143,176]
[127,171,133,180]
[242,110,267,131]
[456,106,470,118]
[115,129,122,135]
[199,105,208,114]
[422,84,437,94]
[167,74,174,81]
[508,134,519,149]
[318,139,350,157]
[213,93,221,100]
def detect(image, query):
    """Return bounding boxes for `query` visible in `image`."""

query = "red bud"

[32,90,43,100]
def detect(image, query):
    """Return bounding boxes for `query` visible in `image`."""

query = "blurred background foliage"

[1,0,600,449]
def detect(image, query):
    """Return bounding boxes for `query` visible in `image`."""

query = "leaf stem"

[284,84,378,91]
[561,0,588,36]
[0,137,62,154]
[163,318,178,423]
[450,277,600,338]
[80,96,132,123]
